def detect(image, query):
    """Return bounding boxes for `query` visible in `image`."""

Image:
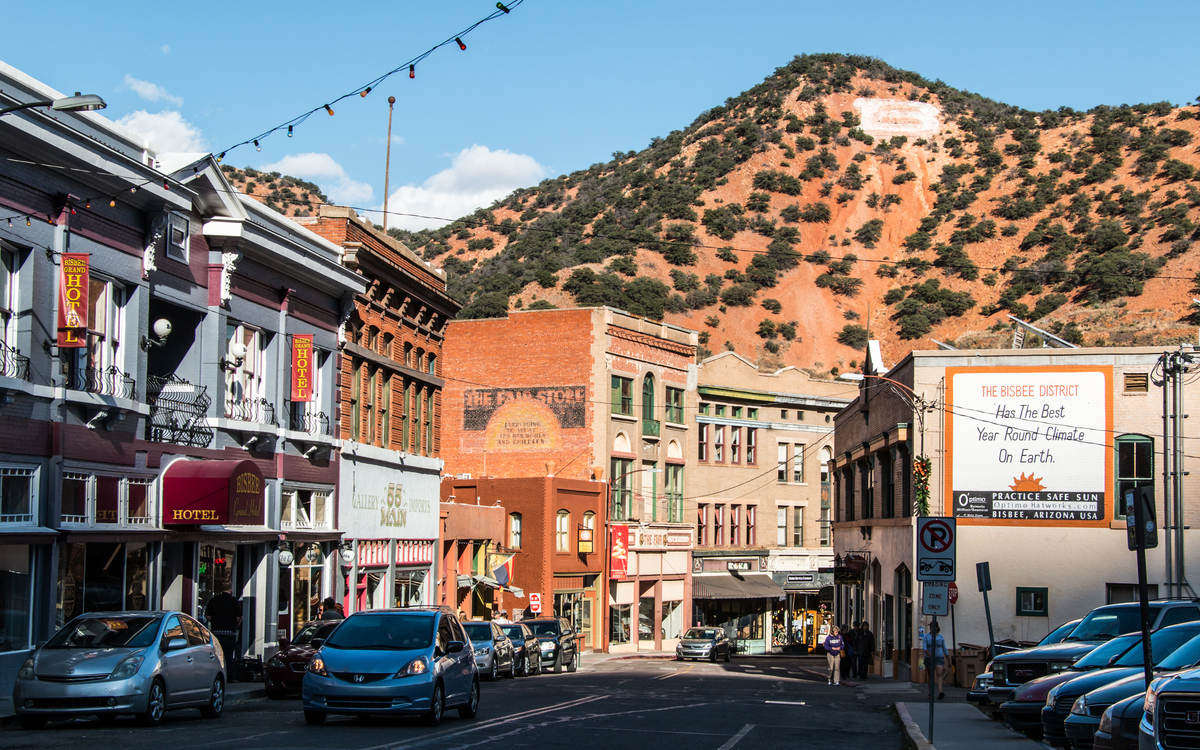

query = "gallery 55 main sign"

[945,366,1112,526]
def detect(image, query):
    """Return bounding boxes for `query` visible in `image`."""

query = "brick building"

[689,352,850,653]
[437,492,505,618]
[292,205,459,612]
[440,307,698,651]
[832,345,1200,682]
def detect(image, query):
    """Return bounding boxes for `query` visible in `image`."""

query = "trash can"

[955,643,988,688]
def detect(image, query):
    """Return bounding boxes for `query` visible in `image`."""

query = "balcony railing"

[226,397,278,426]
[70,364,136,399]
[642,418,660,438]
[290,410,332,435]
[0,341,30,381]
[147,374,214,448]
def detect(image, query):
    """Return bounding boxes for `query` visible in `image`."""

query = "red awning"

[162,459,265,526]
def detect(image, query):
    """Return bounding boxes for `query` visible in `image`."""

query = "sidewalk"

[896,699,1041,750]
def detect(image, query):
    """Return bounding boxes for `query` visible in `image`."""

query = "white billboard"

[339,454,439,541]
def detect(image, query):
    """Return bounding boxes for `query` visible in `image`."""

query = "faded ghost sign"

[463,385,585,452]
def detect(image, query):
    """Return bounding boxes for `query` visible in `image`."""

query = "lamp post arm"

[0,100,53,117]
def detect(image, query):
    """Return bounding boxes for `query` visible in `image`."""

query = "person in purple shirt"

[823,626,846,685]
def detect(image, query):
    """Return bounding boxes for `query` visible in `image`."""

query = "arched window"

[509,513,522,549]
[415,348,425,372]
[403,342,413,366]
[556,510,570,552]
[427,354,436,376]
[381,333,393,358]
[583,511,595,533]
[642,374,655,420]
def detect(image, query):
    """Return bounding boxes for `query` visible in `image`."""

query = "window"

[281,489,332,530]
[366,367,378,445]
[380,373,392,448]
[427,354,436,376]
[0,246,15,349]
[73,277,126,379]
[715,405,726,417]
[776,507,787,546]
[730,427,741,464]
[167,213,189,262]
[699,403,709,415]
[611,376,633,416]
[425,390,434,456]
[0,544,32,652]
[509,513,522,549]
[861,457,874,518]
[697,504,708,546]
[798,410,806,421]
[224,322,264,417]
[781,409,788,420]
[351,359,362,441]
[1106,583,1160,604]
[400,379,410,451]
[731,505,741,546]
[732,406,742,418]
[666,465,683,523]
[777,444,789,482]
[56,474,154,527]
[1159,607,1200,628]
[748,408,758,420]
[404,342,413,366]
[714,505,724,546]
[698,424,709,461]
[1015,587,1048,617]
[611,457,632,521]
[583,511,595,534]
[1115,435,1154,519]
[666,387,684,423]
[793,444,804,483]
[713,426,724,462]
[746,506,756,546]
[556,511,570,552]
[381,333,393,358]
[0,466,37,524]
[793,506,804,547]
[642,374,655,420]
[746,428,757,464]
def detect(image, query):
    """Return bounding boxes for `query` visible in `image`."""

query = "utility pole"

[383,96,396,232]
[1155,345,1197,598]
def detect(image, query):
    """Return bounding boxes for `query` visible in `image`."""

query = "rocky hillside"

[221,165,329,217]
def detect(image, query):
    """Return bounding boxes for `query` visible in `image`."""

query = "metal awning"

[693,573,787,600]
[456,574,524,597]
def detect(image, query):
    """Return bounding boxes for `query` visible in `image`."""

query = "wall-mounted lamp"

[219,341,248,372]
[339,540,355,565]
[140,318,173,350]
[304,544,322,563]
[277,542,294,567]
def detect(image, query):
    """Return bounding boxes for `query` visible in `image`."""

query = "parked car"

[676,627,732,662]
[301,608,479,726]
[1041,619,1085,646]
[1064,631,1200,749]
[500,623,542,677]
[967,671,994,710]
[1043,622,1200,747]
[1138,664,1200,750]
[265,620,341,698]
[989,600,1200,704]
[523,617,578,673]
[462,621,516,681]
[1093,694,1145,750]
[13,611,226,729]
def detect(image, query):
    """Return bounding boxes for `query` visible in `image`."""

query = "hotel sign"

[290,334,314,402]
[57,253,89,348]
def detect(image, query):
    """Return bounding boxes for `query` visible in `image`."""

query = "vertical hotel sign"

[610,525,629,580]
[291,334,314,401]
[57,254,89,347]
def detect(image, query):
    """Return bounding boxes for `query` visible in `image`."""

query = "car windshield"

[1115,627,1200,667]
[502,626,526,640]
[293,621,340,646]
[525,621,561,636]
[685,628,720,640]
[1068,607,1161,641]
[45,616,162,649]
[1039,621,1081,646]
[1157,634,1200,671]
[323,614,433,651]
[463,623,494,642]
[1073,634,1141,668]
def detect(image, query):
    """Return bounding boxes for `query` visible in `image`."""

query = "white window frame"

[0,464,38,525]
[556,510,570,552]
[777,444,789,483]
[776,506,787,547]
[225,321,265,416]
[0,244,17,349]
[282,488,332,530]
[510,512,522,549]
[166,212,190,263]
[58,472,155,527]
[793,506,804,547]
[793,444,805,483]
[73,276,125,375]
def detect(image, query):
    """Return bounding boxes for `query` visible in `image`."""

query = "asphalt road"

[2,656,905,750]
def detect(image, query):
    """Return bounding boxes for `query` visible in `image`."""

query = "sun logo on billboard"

[1009,473,1046,492]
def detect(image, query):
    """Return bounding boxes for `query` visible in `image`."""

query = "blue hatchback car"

[301,608,479,726]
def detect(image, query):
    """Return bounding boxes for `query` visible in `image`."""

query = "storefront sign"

[834,566,863,586]
[631,526,694,551]
[787,573,816,583]
[290,334,314,402]
[578,527,593,554]
[57,253,89,348]
[162,459,265,526]
[340,458,438,541]
[726,560,753,572]
[463,385,586,431]
[610,526,629,580]
[946,366,1112,525]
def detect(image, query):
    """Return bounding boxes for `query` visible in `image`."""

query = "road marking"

[652,663,695,680]
[764,700,806,705]
[718,723,756,750]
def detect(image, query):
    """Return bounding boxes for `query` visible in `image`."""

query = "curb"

[895,702,937,750]
[228,685,268,701]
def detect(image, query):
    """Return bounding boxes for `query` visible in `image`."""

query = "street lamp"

[0,93,107,117]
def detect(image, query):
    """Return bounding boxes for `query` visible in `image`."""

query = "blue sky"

[8,1,1199,230]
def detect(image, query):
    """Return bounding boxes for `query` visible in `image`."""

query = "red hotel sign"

[162,459,266,526]
[291,334,314,402]
[610,525,629,581]
[57,253,89,348]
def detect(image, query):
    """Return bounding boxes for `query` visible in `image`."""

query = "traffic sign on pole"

[917,517,957,582]
[922,582,950,616]
[948,582,959,605]
[529,592,542,614]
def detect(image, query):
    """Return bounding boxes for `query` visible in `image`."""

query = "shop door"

[581,594,594,651]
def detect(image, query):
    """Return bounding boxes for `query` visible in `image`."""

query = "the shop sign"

[610,525,628,580]
[578,527,593,554]
[290,334,314,402]
[162,459,265,526]
[57,253,89,348]
[341,459,437,540]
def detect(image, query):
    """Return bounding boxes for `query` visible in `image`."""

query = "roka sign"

[57,254,89,348]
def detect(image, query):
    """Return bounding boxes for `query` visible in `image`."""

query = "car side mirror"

[166,637,188,651]
[311,638,326,650]
[448,640,465,654]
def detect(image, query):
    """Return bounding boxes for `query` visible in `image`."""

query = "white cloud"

[115,110,206,152]
[384,145,547,231]
[160,44,170,55]
[258,152,374,206]
[122,74,183,106]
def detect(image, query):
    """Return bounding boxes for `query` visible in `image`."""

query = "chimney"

[544,461,557,477]
[591,466,605,481]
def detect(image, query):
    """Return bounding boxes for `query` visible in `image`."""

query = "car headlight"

[1098,704,1115,734]
[475,646,490,656]
[307,656,328,676]
[1144,682,1161,725]
[268,655,285,668]
[1049,661,1074,673]
[1046,684,1063,708]
[110,655,145,680]
[397,657,428,677]
[1071,695,1089,716]
[17,658,34,680]
[541,642,555,651]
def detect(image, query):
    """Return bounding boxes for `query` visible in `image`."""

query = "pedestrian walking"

[823,625,846,685]
[319,597,345,620]
[846,621,861,678]
[840,625,854,679]
[856,621,875,680]
[204,585,242,680]
[923,622,949,700]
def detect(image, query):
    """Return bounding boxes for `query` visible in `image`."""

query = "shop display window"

[56,542,150,627]
[0,544,32,652]
[59,473,155,527]
[609,603,632,644]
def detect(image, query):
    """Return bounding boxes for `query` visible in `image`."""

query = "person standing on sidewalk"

[923,621,949,700]
[823,626,846,685]
[856,621,875,680]
[846,622,862,678]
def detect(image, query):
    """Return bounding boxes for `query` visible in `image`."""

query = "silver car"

[676,627,732,662]
[13,611,226,729]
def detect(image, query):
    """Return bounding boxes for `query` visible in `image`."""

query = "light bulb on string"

[85,199,91,209]
[131,186,138,194]
[25,216,31,226]
[69,206,76,215]
[325,104,335,116]
[217,153,224,163]
[360,87,372,97]
[6,218,10,227]
[163,180,170,191]
[409,65,415,79]
[496,2,510,12]
[456,37,466,50]
[287,125,293,137]
[109,199,116,208]
[254,140,261,151]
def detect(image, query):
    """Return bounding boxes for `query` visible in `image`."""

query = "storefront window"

[554,592,583,631]
[198,543,236,616]
[639,597,655,641]
[696,599,765,643]
[128,479,151,524]
[62,473,89,523]
[662,600,682,640]
[96,476,120,524]
[282,489,332,530]
[610,603,632,644]
[395,570,425,607]
[292,543,323,631]
[0,466,37,524]
[56,541,150,626]
[0,544,32,652]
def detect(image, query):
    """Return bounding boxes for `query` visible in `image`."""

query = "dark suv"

[989,600,1200,705]
[523,617,579,673]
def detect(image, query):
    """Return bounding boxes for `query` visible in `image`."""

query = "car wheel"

[458,679,480,720]
[724,647,730,663]
[553,651,563,674]
[304,710,327,725]
[675,654,683,661]
[505,657,515,679]
[566,650,577,673]
[710,650,717,663]
[200,676,224,719]
[424,682,445,727]
[140,678,167,727]
[488,657,499,681]
[18,715,48,730]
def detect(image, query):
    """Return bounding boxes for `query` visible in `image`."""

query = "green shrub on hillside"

[836,324,869,349]
[762,298,783,313]
[854,219,885,248]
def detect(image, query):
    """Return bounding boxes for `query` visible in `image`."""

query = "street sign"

[922,582,950,616]
[529,592,542,614]
[917,517,957,582]
[1126,486,1158,551]
[948,582,959,605]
